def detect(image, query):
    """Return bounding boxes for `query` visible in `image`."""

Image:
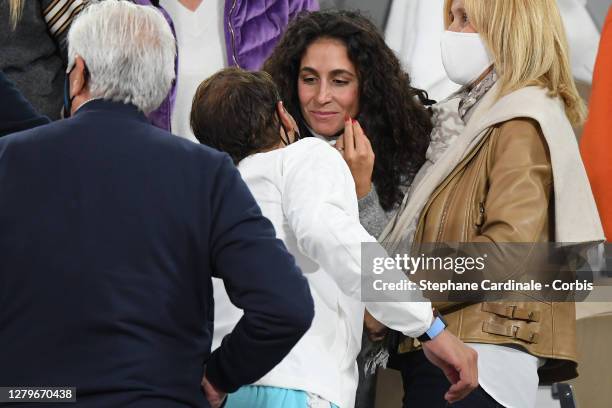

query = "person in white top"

[158,0,226,142]
[190,67,478,408]
[156,0,319,141]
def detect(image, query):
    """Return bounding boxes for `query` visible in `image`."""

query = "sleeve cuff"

[358,187,379,212]
[204,352,237,394]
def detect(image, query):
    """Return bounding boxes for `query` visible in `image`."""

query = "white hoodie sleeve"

[281,139,433,338]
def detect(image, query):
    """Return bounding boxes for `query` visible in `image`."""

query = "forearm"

[209,232,313,392]
[292,203,432,336]
[206,304,312,392]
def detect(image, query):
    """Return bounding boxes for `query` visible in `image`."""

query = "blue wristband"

[425,316,446,340]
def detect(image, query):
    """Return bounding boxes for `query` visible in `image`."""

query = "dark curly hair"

[190,67,282,164]
[263,10,433,211]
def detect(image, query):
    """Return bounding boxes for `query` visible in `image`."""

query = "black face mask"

[62,67,76,119]
[62,64,89,118]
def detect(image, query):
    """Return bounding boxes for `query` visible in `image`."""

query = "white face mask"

[441,31,493,86]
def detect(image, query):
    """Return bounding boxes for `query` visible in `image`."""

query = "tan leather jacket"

[398,118,578,383]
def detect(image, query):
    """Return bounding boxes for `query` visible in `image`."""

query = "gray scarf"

[381,70,497,256]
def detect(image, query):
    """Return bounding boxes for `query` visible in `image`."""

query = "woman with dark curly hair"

[263,10,432,228]
[263,10,435,407]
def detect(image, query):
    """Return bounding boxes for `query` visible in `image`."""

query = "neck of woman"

[178,0,203,12]
[468,64,495,91]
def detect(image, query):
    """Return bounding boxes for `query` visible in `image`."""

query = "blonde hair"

[443,0,586,126]
[9,0,24,30]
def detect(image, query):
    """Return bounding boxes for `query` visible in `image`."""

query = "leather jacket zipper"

[476,202,485,227]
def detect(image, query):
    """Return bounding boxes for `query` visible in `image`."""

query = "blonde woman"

[378,0,604,407]
[1,0,86,119]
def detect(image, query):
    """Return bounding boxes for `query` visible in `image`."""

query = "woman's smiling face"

[297,37,360,137]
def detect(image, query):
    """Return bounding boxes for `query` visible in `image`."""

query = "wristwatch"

[417,309,447,342]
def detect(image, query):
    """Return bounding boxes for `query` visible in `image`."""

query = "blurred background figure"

[0,0,86,119]
[1,0,319,135]
[319,0,390,29]
[383,0,609,102]
[385,0,455,102]
[558,0,601,84]
[573,18,612,408]
[155,0,319,141]
[581,6,612,240]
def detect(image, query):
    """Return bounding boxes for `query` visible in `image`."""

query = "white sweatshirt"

[212,138,432,408]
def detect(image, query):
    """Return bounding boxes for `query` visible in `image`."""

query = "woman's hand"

[335,116,375,199]
[364,309,388,341]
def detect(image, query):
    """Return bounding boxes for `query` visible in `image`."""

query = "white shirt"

[159,0,227,142]
[212,138,432,408]
[470,344,544,408]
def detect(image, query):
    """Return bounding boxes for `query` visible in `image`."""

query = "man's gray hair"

[67,0,176,113]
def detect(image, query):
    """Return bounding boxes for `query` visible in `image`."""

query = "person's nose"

[315,82,332,105]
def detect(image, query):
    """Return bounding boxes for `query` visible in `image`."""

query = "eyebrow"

[299,67,356,78]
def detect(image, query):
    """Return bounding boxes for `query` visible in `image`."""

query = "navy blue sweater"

[0,100,314,407]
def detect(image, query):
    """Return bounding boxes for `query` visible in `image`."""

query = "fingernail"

[351,118,357,124]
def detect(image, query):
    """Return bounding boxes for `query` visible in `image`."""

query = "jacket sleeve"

[0,71,50,137]
[282,141,432,338]
[204,155,314,393]
[471,118,553,282]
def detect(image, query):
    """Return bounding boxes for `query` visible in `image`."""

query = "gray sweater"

[1,0,80,120]
[358,186,398,238]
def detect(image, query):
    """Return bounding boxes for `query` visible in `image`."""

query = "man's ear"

[70,55,88,98]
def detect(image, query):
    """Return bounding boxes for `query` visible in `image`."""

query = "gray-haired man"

[0,2,314,407]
